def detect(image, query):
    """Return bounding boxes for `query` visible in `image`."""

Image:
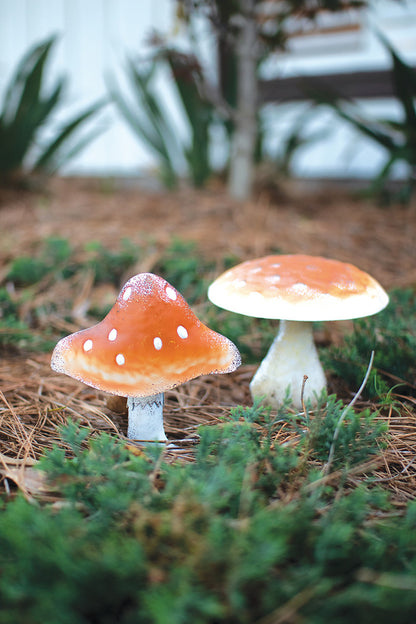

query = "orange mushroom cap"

[51,273,241,397]
[208,254,389,322]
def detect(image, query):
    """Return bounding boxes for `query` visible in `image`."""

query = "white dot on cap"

[177,325,188,339]
[116,353,125,366]
[108,328,117,341]
[166,286,177,301]
[233,278,247,288]
[266,275,281,284]
[123,286,132,301]
[153,337,163,350]
[292,282,309,295]
[83,339,93,352]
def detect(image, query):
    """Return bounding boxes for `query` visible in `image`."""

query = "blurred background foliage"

[0,35,105,187]
[310,33,416,203]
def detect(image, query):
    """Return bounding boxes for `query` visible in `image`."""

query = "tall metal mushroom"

[208,254,389,409]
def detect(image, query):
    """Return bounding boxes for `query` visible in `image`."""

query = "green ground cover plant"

[1,404,414,624]
[6,237,73,286]
[322,288,416,398]
[0,288,37,349]
[153,238,213,304]
[84,239,139,286]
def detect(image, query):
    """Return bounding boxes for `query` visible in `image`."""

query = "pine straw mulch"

[2,176,416,291]
[1,351,416,510]
[0,353,252,499]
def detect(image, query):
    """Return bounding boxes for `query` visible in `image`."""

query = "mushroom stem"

[249,320,326,409]
[127,393,167,442]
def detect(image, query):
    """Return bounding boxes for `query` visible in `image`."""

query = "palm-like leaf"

[109,59,181,188]
[0,35,103,181]
[0,38,62,171]
[164,50,214,187]
[379,32,416,129]
[34,99,107,172]
[310,33,416,200]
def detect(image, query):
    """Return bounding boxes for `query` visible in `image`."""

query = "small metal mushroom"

[51,273,241,442]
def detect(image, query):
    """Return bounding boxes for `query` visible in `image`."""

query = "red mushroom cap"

[51,273,241,397]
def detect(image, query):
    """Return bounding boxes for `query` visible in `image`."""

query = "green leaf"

[377,31,416,128]
[0,37,62,172]
[109,61,180,188]
[164,50,214,186]
[1,36,55,123]
[0,34,102,179]
[33,98,107,172]
[3,80,65,171]
[127,59,182,163]
[12,38,56,125]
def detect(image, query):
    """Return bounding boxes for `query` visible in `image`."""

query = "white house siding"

[0,0,415,179]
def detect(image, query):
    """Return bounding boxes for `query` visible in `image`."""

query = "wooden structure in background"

[259,65,413,103]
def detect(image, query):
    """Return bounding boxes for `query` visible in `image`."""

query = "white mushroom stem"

[249,320,327,410]
[127,393,167,442]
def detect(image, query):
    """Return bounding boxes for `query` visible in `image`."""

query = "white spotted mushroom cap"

[51,273,241,397]
[208,254,389,322]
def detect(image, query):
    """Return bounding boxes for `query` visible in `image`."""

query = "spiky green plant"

[109,48,216,189]
[311,33,416,201]
[109,57,181,189]
[163,48,215,187]
[0,35,104,183]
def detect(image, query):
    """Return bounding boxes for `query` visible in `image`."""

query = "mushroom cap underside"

[51,273,241,396]
[208,254,389,322]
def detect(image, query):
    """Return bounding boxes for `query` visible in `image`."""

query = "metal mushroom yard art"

[51,256,389,440]
[51,273,241,442]
[208,254,389,409]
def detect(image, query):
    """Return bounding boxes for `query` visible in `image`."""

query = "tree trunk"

[227,0,259,201]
